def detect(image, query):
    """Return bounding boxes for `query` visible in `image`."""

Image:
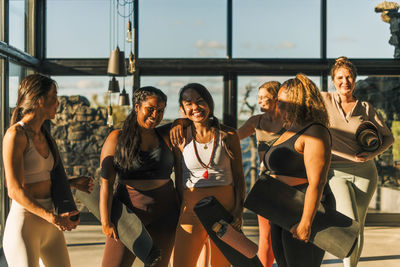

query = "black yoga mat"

[244,175,359,259]
[194,196,263,267]
[75,183,160,266]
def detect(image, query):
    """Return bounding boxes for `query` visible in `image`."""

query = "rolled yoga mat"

[244,174,359,259]
[194,196,263,267]
[75,182,161,266]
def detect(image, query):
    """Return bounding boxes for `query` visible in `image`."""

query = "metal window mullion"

[320,0,328,91]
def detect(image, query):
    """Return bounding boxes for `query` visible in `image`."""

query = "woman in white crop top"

[172,83,246,267]
[2,74,87,267]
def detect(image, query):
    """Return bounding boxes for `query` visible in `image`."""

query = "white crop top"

[17,122,54,184]
[181,128,233,189]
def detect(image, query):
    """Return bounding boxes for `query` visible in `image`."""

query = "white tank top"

[17,121,54,184]
[182,127,233,189]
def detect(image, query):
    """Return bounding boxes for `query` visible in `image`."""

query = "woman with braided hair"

[99,86,180,267]
[321,57,394,267]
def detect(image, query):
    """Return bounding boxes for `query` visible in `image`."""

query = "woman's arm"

[237,115,258,140]
[291,125,331,242]
[3,126,78,231]
[99,129,119,240]
[224,128,246,226]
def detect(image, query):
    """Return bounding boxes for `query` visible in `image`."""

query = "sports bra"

[116,129,174,181]
[263,123,329,179]
[17,121,54,184]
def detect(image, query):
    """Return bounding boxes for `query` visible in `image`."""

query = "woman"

[99,86,180,267]
[2,74,80,267]
[172,83,246,267]
[264,74,333,267]
[322,57,394,267]
[237,81,284,267]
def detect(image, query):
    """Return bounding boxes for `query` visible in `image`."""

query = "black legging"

[102,180,180,267]
[270,184,335,267]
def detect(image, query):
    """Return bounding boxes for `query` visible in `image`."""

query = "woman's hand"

[355,151,373,162]
[52,210,80,231]
[170,119,186,146]
[102,222,118,240]
[290,221,311,243]
[70,176,94,193]
[231,206,243,231]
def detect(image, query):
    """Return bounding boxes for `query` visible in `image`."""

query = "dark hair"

[178,83,234,159]
[114,86,167,170]
[10,74,57,125]
[330,56,358,81]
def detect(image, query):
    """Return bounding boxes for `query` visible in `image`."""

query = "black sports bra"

[263,123,329,179]
[116,130,174,181]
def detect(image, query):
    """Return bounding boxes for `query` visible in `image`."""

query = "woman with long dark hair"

[99,86,180,267]
[2,74,80,267]
[172,83,246,267]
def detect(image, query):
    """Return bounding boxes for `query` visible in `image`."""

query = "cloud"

[195,39,225,57]
[57,79,106,90]
[276,41,296,49]
[194,20,205,26]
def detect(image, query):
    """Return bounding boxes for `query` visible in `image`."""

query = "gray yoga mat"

[244,175,359,259]
[194,196,263,267]
[75,183,161,266]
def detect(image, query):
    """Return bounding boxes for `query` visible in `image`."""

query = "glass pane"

[139,0,226,58]
[0,60,3,244]
[233,0,320,58]
[328,0,393,58]
[238,76,321,192]
[140,76,223,120]
[46,1,113,58]
[9,0,26,51]
[9,63,25,109]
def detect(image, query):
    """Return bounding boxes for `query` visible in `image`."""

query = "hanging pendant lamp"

[118,88,130,106]
[126,20,132,43]
[107,76,120,93]
[107,46,127,76]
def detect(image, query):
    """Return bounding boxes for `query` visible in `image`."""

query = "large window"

[327,0,393,58]
[139,0,226,58]
[233,0,320,58]
[9,0,26,52]
[46,0,111,58]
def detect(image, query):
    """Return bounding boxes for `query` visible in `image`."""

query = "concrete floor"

[60,225,400,267]
[1,223,399,267]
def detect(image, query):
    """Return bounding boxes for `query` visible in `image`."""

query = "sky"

[8,0,396,120]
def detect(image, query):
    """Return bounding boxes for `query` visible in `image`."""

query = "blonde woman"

[237,81,284,267]
[322,57,394,267]
[264,74,333,267]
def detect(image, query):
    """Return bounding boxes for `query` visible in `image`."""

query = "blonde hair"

[280,73,329,127]
[258,81,281,99]
[330,56,357,80]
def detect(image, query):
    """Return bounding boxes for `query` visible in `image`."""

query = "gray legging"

[328,160,378,267]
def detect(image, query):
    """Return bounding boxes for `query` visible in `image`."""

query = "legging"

[173,185,234,267]
[270,183,335,267]
[102,180,180,267]
[2,198,71,267]
[328,160,378,267]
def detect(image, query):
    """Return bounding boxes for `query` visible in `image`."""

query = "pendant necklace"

[192,127,216,179]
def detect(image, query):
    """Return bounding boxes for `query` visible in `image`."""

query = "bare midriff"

[270,174,308,187]
[24,180,52,199]
[121,179,170,191]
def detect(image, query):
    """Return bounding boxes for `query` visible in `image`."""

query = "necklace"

[192,127,216,179]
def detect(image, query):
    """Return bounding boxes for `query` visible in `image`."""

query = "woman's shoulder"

[3,124,29,149]
[320,91,332,101]
[303,123,331,142]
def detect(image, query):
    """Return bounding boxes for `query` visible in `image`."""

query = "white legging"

[329,160,378,267]
[2,198,71,267]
